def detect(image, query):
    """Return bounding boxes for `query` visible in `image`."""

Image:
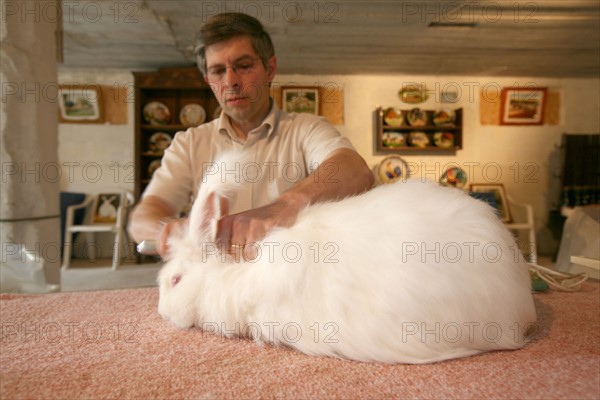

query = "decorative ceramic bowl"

[408,131,430,147]
[382,132,406,148]
[179,104,206,127]
[143,102,171,125]
[377,155,410,184]
[433,109,456,126]
[383,108,404,127]
[407,108,428,126]
[439,166,468,188]
[433,132,455,148]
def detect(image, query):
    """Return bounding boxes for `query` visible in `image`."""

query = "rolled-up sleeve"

[299,115,356,173]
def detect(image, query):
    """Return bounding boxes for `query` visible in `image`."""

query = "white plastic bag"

[0,245,60,293]
[556,206,600,279]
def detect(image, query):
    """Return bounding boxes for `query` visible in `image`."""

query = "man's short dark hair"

[195,12,275,75]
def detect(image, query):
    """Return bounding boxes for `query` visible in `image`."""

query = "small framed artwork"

[469,183,512,223]
[93,193,121,223]
[282,87,319,115]
[500,87,547,125]
[58,84,104,123]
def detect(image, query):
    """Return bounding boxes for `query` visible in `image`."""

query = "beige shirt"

[143,101,355,214]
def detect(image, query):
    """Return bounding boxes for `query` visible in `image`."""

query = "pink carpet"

[1,282,599,399]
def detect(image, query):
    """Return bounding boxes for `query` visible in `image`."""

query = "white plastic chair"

[505,196,538,264]
[62,190,134,270]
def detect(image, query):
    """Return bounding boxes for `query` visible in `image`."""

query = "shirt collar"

[217,98,280,142]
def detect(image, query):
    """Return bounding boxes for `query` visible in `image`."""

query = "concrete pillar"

[1,0,60,285]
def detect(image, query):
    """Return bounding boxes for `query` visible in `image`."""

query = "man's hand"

[157,217,188,258]
[214,148,373,261]
[215,197,303,261]
[128,195,181,259]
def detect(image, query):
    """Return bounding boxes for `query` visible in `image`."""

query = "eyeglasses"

[206,57,262,81]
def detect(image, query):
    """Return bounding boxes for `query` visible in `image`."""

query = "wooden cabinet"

[373,107,463,154]
[133,67,218,200]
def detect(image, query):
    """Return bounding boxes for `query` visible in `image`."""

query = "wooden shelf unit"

[373,107,463,154]
[133,66,218,200]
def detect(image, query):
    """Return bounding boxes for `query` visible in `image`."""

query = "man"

[128,12,373,259]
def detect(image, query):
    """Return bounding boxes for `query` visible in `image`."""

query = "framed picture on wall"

[469,183,512,223]
[500,87,547,125]
[282,87,319,115]
[58,84,104,123]
[93,193,121,223]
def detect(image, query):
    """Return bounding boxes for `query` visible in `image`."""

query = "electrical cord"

[528,263,588,292]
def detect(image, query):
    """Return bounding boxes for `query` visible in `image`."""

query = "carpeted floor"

[1,282,598,399]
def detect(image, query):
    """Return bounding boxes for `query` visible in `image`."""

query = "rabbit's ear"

[188,191,230,244]
[188,150,243,244]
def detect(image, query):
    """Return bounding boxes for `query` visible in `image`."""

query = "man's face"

[204,36,276,128]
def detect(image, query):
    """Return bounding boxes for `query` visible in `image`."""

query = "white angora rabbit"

[158,153,536,364]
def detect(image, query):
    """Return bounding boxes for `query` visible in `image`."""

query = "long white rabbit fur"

[158,152,537,364]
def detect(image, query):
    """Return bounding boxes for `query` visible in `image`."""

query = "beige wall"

[58,69,600,255]
[58,69,135,194]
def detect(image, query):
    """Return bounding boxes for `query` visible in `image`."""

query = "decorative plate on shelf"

[439,166,468,188]
[143,102,171,125]
[148,159,162,177]
[383,108,404,127]
[213,105,222,120]
[377,155,410,184]
[179,104,206,127]
[433,109,456,126]
[433,132,455,148]
[408,131,430,147]
[148,132,172,154]
[407,108,428,126]
[382,132,406,148]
